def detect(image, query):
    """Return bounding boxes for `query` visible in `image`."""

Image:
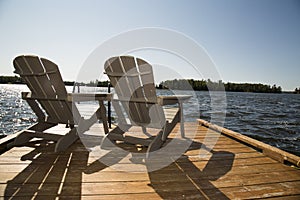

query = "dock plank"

[0,121,299,199]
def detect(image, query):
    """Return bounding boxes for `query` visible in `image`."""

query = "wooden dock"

[0,120,299,199]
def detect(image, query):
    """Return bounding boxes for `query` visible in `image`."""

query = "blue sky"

[0,0,299,91]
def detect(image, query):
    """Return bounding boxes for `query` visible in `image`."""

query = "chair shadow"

[4,140,89,199]
[146,141,235,199]
[4,132,235,199]
[85,139,235,199]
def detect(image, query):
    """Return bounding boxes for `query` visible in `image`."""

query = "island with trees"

[158,79,282,93]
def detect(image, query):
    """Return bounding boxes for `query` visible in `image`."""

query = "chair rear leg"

[142,127,152,137]
[101,125,130,150]
[146,130,164,158]
[55,127,78,152]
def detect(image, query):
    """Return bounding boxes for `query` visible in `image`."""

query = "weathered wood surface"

[198,119,300,167]
[0,122,299,199]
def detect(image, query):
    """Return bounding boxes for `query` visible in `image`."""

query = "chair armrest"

[112,97,157,104]
[21,92,112,102]
[21,92,67,101]
[67,93,112,102]
[157,95,192,106]
[112,95,191,105]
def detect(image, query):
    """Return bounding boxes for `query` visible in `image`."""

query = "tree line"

[0,75,23,84]
[158,79,283,93]
[1,75,297,94]
[0,75,76,86]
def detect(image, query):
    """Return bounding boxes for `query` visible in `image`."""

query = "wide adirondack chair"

[103,56,191,156]
[13,55,109,152]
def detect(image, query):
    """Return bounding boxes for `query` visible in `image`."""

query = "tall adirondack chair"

[103,56,191,156]
[13,55,110,152]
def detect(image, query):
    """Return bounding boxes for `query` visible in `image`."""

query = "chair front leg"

[178,101,185,138]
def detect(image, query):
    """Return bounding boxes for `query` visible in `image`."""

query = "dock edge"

[197,119,300,167]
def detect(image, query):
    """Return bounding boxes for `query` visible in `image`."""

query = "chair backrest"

[13,55,76,125]
[104,56,165,128]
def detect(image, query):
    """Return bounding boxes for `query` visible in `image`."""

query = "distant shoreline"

[0,75,298,94]
[1,82,297,94]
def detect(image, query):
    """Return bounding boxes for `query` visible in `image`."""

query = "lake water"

[0,84,299,156]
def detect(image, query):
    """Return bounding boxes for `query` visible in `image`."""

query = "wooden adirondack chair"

[13,55,110,152]
[103,56,191,156]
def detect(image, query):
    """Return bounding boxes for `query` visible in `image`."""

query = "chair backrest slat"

[13,55,76,125]
[137,58,157,102]
[105,56,164,127]
[40,58,68,98]
[120,56,149,124]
